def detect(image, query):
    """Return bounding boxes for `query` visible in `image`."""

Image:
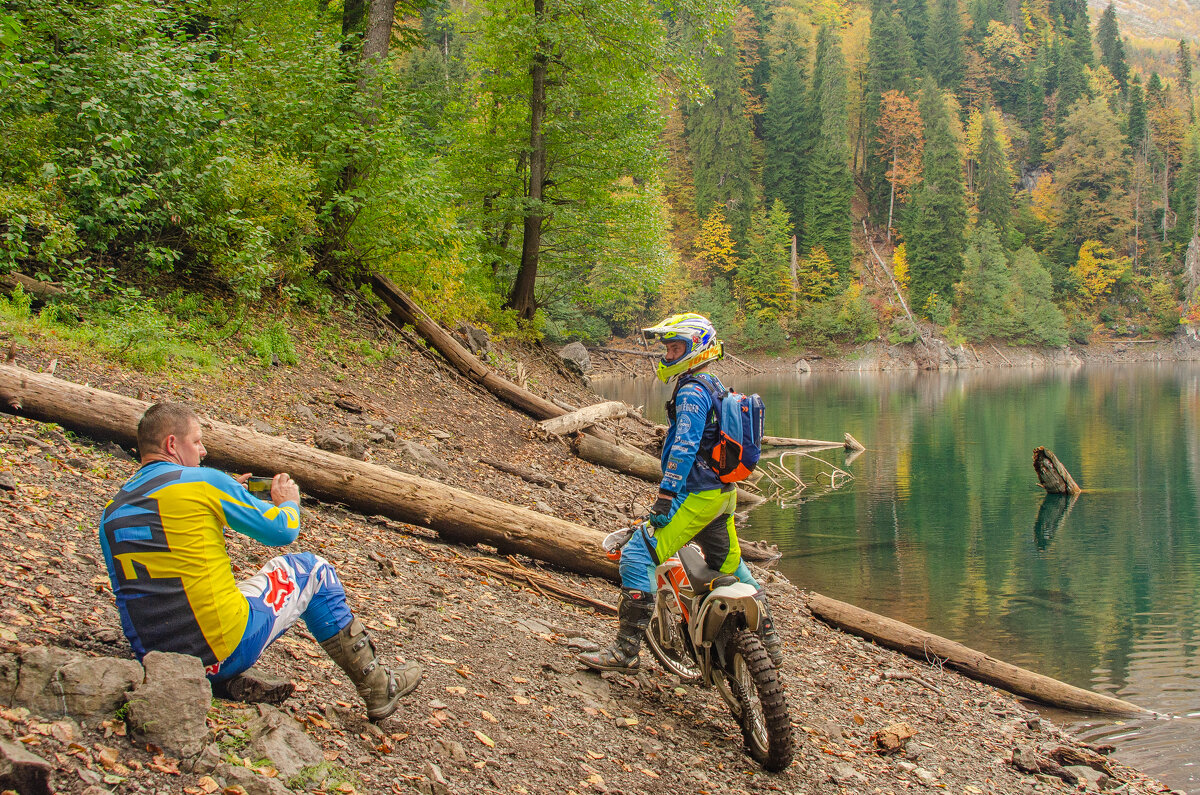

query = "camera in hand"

[245,476,274,496]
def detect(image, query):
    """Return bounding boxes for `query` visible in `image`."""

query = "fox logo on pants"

[264,568,295,614]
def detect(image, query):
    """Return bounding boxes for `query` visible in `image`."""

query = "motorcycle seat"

[677,546,739,594]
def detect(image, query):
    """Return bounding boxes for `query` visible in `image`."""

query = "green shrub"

[247,322,298,367]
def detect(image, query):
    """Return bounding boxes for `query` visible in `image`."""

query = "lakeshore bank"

[0,314,1185,795]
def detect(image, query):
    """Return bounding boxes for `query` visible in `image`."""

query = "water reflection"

[596,364,1200,793]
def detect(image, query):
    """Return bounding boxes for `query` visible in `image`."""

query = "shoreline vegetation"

[0,288,1190,794]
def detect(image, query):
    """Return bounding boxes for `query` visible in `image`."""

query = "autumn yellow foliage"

[892,242,910,289]
[1070,240,1128,307]
[695,209,739,280]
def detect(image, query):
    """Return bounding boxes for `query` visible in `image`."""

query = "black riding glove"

[648,492,675,528]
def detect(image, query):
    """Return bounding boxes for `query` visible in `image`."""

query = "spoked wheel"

[644,606,702,682]
[724,630,794,772]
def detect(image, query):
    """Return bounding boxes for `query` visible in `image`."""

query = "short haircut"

[137,402,198,455]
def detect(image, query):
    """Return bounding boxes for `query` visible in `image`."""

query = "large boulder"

[0,739,52,795]
[7,646,141,721]
[9,648,139,720]
[315,429,366,461]
[0,653,18,706]
[457,322,492,358]
[245,704,324,780]
[395,440,449,474]
[559,342,591,375]
[56,656,144,721]
[124,652,211,758]
[216,761,296,795]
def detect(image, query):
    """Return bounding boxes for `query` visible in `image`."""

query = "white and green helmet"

[642,312,724,383]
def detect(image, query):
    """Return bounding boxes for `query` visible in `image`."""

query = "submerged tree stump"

[1033,447,1081,496]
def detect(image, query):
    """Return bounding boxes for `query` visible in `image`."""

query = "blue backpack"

[678,374,765,483]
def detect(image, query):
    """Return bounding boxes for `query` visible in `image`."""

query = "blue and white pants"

[206,552,353,682]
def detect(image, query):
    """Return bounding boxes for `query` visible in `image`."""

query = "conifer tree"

[1179,40,1194,123]
[954,224,1013,340]
[763,31,807,241]
[1096,4,1128,91]
[803,25,854,279]
[1127,78,1147,149]
[898,0,930,65]
[905,80,968,312]
[1009,247,1069,345]
[740,200,795,314]
[975,104,1012,232]
[926,0,966,92]
[687,27,756,246]
[864,8,920,220]
[1067,6,1094,69]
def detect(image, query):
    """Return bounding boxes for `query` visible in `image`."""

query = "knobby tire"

[726,630,793,772]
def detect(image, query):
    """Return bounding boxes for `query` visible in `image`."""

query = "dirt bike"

[604,523,794,772]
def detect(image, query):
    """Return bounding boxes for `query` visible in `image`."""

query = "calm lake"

[596,363,1200,793]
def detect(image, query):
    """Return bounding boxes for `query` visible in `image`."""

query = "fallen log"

[477,456,567,489]
[572,432,661,481]
[762,434,846,449]
[806,591,1147,715]
[369,275,646,460]
[0,364,619,582]
[538,401,628,436]
[1033,446,1081,495]
[844,433,865,452]
[586,346,658,358]
[0,273,65,301]
[570,432,765,510]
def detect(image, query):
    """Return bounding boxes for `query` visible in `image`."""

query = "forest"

[2,0,1200,361]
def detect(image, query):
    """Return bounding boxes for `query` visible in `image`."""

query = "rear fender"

[691,583,761,650]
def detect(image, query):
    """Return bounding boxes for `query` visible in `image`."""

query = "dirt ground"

[0,308,1183,795]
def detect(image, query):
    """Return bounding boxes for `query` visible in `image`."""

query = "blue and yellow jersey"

[662,373,724,496]
[98,462,300,666]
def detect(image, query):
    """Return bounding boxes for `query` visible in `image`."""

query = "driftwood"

[0,273,65,301]
[587,346,657,358]
[538,401,627,436]
[0,364,619,581]
[477,456,566,489]
[844,433,865,452]
[806,591,1147,715]
[762,435,845,449]
[1033,446,1081,495]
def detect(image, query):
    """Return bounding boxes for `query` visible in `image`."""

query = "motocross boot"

[755,591,785,669]
[319,617,423,722]
[212,666,295,705]
[577,589,652,672]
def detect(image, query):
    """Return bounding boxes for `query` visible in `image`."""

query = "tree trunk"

[0,273,65,301]
[806,592,1147,715]
[1033,446,1081,496]
[506,0,549,321]
[0,364,619,581]
[358,0,397,109]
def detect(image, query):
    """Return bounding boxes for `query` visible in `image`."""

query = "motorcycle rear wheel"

[645,608,702,682]
[724,630,794,772]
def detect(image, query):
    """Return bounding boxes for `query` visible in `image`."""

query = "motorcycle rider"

[578,313,783,672]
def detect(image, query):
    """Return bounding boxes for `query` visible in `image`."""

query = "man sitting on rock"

[98,401,421,721]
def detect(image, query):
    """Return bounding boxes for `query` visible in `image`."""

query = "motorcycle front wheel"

[644,607,702,682]
[724,630,794,772]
